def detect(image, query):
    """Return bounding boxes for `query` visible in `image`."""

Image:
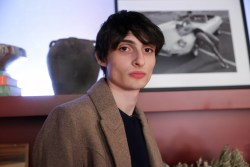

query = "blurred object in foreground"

[0,44,26,71]
[0,44,26,96]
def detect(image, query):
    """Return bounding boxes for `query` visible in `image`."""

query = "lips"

[129,72,145,79]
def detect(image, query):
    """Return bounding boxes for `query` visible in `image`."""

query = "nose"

[133,50,145,67]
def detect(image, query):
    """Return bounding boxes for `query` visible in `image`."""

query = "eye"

[144,47,155,53]
[119,46,129,52]
[118,43,133,53]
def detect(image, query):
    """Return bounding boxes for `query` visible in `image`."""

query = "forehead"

[117,33,140,46]
[123,32,137,40]
[120,32,156,49]
[121,32,148,45]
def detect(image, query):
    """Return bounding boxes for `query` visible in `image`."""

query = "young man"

[33,10,165,167]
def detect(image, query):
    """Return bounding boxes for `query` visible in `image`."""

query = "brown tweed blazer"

[32,78,164,167]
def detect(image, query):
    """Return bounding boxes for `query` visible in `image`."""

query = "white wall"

[0,0,115,96]
[0,0,249,96]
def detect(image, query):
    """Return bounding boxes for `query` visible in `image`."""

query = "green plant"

[166,146,249,167]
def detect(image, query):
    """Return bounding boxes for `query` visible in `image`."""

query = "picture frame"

[116,0,250,91]
[0,144,29,167]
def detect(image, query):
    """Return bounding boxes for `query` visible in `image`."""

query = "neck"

[107,81,140,116]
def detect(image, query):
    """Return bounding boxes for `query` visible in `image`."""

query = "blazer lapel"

[100,119,131,166]
[87,79,131,167]
[135,109,164,167]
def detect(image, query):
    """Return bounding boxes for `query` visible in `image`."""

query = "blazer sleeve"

[32,106,84,167]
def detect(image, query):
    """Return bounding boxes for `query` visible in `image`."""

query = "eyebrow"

[119,39,155,48]
[120,39,135,44]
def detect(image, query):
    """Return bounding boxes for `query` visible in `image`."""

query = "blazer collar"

[87,78,131,167]
[136,109,164,167]
[87,78,163,167]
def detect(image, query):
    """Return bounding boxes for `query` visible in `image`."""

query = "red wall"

[1,89,250,166]
[147,109,250,165]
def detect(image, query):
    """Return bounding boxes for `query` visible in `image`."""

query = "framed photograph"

[116,0,250,91]
[0,144,29,167]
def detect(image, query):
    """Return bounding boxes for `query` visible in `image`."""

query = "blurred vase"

[47,37,100,95]
[0,44,26,71]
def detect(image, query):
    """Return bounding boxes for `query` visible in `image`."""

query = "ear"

[95,53,107,67]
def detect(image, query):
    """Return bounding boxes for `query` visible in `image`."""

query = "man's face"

[100,32,156,91]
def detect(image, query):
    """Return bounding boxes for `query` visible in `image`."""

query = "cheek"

[106,60,122,75]
[148,57,156,70]
[109,57,127,70]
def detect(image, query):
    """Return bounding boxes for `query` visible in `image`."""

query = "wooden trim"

[138,89,250,112]
[1,89,250,117]
[0,95,80,117]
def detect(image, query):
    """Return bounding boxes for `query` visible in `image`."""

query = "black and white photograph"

[117,0,250,90]
[144,10,235,74]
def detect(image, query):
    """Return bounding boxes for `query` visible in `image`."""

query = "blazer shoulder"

[48,94,99,122]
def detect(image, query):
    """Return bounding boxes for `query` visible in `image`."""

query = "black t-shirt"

[119,109,150,167]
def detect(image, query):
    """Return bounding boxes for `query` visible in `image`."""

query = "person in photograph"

[32,10,165,167]
[193,28,229,68]
[178,11,229,68]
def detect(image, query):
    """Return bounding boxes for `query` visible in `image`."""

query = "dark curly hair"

[95,10,165,76]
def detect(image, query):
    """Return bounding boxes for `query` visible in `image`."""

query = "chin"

[135,82,148,90]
